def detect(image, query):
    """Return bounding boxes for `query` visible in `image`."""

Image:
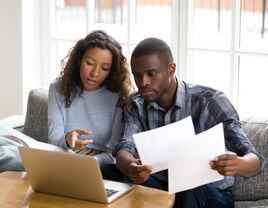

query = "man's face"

[131,54,171,102]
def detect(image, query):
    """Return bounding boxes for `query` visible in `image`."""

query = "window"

[180,0,268,117]
[44,0,173,86]
[41,0,268,117]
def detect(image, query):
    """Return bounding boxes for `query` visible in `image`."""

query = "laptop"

[18,146,134,203]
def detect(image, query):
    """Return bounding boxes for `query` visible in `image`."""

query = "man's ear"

[168,63,176,76]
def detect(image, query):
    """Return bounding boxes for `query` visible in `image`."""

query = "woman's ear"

[168,63,176,76]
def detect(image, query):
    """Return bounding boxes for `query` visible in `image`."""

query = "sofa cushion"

[22,88,48,143]
[235,199,268,208]
[232,117,268,201]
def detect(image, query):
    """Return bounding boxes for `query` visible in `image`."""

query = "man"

[114,37,264,208]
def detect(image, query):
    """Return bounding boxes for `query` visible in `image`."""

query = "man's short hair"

[131,37,174,66]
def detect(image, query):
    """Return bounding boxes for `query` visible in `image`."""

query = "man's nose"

[140,75,150,87]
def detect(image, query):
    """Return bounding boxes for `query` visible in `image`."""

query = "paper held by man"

[133,116,225,194]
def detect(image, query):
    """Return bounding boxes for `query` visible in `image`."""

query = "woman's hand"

[65,129,93,150]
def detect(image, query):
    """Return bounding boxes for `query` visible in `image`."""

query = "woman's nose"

[90,66,100,77]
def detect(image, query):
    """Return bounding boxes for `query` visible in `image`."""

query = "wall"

[0,0,43,119]
[0,0,23,119]
[22,0,44,116]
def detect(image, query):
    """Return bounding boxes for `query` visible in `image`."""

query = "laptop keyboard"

[106,188,119,197]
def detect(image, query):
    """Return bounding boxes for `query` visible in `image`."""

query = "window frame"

[39,0,268,116]
[179,0,268,115]
[41,0,178,87]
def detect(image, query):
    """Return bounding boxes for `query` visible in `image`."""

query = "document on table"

[0,121,73,153]
[133,116,195,173]
[168,123,225,194]
[133,117,225,194]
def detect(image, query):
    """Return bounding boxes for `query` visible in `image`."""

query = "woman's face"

[80,47,113,91]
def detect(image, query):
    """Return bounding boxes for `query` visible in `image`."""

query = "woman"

[48,30,133,168]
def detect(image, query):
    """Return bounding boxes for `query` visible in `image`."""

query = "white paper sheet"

[133,116,195,173]
[168,123,225,194]
[0,121,73,153]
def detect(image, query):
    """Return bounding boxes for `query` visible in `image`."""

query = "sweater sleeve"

[47,82,69,149]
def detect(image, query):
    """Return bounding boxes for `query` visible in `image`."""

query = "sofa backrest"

[23,88,48,143]
[232,117,268,201]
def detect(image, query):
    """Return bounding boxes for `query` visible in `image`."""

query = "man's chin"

[143,95,156,102]
[139,90,157,102]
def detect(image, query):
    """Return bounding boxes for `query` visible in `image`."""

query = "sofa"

[17,88,268,207]
[232,117,268,208]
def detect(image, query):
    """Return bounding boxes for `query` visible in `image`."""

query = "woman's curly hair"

[57,30,133,108]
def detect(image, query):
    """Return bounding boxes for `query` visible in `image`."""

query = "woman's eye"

[86,61,94,66]
[102,67,110,71]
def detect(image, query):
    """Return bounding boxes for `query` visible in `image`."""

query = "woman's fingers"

[66,129,93,149]
[74,139,93,149]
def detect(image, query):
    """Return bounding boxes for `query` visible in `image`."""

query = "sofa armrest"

[22,88,48,143]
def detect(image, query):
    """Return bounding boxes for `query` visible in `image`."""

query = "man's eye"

[147,72,156,77]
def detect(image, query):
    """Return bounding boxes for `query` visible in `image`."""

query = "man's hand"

[65,129,93,150]
[116,149,152,184]
[127,160,152,184]
[210,152,239,176]
[210,152,260,177]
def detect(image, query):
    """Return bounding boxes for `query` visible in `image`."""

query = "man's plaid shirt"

[114,79,264,190]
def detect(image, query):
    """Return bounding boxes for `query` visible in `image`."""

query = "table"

[0,171,175,208]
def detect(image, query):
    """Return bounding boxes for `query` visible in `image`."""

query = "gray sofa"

[22,88,268,207]
[232,117,268,208]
